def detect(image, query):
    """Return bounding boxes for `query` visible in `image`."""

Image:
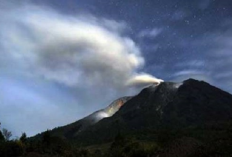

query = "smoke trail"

[0,4,163,89]
[0,1,164,137]
[126,74,164,86]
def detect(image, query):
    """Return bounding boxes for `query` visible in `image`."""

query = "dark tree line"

[1,121,232,157]
[0,123,28,157]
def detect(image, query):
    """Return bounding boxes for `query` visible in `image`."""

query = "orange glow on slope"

[117,100,124,108]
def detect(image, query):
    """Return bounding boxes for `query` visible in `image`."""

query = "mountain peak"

[34,78,232,146]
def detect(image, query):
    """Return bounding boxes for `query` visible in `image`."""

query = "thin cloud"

[138,28,162,38]
[175,60,205,68]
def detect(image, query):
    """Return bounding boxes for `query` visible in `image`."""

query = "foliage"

[2,128,12,141]
[42,130,51,146]
[0,123,5,142]
[0,140,24,157]
[0,131,4,142]
[1,119,232,157]
[20,132,27,144]
[109,132,159,157]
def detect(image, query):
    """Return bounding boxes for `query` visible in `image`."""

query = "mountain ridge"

[35,96,132,139]
[34,78,232,146]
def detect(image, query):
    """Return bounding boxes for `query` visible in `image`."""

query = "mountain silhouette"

[34,79,232,146]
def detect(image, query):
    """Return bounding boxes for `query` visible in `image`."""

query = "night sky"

[0,0,232,137]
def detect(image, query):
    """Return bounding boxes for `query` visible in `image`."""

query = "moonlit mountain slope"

[37,96,132,139]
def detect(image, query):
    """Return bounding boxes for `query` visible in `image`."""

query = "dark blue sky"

[0,0,232,137]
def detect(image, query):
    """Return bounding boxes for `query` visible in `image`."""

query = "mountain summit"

[35,79,232,146]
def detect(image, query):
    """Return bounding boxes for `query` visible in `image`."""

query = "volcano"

[35,79,232,147]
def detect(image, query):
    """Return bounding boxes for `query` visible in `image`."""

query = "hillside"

[4,78,232,157]
[33,79,232,146]
[66,79,232,146]
[34,96,132,139]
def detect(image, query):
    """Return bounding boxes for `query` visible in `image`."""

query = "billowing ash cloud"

[0,2,163,136]
[0,4,162,89]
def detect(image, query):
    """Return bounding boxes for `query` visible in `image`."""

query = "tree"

[0,141,24,157]
[2,128,12,141]
[111,132,126,149]
[0,123,5,141]
[20,132,27,144]
[0,131,4,141]
[42,130,51,146]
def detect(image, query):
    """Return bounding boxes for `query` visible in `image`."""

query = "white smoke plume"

[0,1,163,137]
[0,4,163,89]
[127,74,164,86]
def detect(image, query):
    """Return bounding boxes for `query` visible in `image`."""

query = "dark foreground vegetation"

[1,121,232,157]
